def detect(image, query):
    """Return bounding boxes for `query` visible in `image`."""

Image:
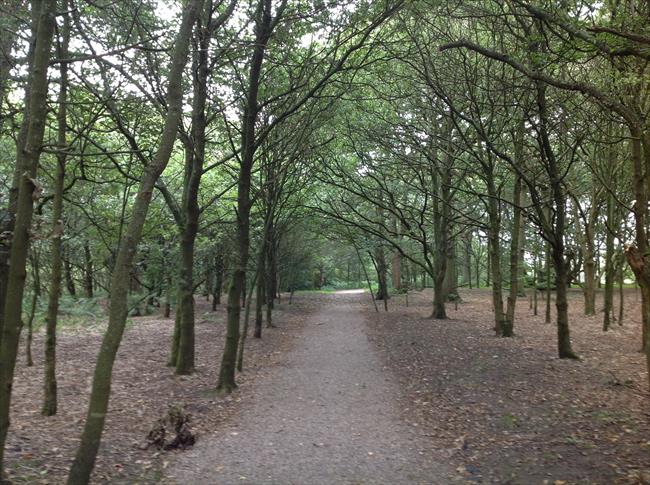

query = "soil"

[365,288,650,484]
[5,288,650,484]
[6,295,308,484]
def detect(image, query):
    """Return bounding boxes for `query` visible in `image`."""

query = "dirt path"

[168,292,449,484]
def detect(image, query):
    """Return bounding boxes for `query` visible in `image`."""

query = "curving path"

[168,292,448,485]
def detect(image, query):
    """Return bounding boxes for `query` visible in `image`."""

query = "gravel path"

[168,292,449,484]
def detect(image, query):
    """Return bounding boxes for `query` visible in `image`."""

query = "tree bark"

[374,244,389,301]
[536,81,578,359]
[254,252,265,338]
[217,0,274,394]
[624,127,650,387]
[0,0,32,346]
[504,172,523,336]
[265,222,276,327]
[174,14,212,375]
[486,175,506,335]
[545,242,552,324]
[43,4,70,416]
[66,2,204,482]
[83,239,93,298]
[26,252,41,368]
[603,192,615,330]
[431,132,451,319]
[63,248,76,296]
[0,0,56,476]
[578,191,599,316]
[443,235,458,301]
[237,271,258,372]
[212,253,224,310]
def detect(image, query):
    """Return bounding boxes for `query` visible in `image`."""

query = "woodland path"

[167,291,449,484]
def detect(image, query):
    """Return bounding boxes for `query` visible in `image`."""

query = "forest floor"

[6,295,309,484]
[5,288,650,484]
[366,288,650,485]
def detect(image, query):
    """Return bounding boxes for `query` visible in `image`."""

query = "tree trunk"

[43,6,70,416]
[26,252,41,368]
[374,245,389,301]
[462,231,472,289]
[580,195,599,316]
[212,253,224,310]
[431,133,451,319]
[545,242,552,324]
[83,239,93,298]
[554,254,577,359]
[533,253,538,316]
[217,0,273,394]
[0,0,57,476]
[618,255,625,326]
[536,81,577,359]
[0,0,32,348]
[174,18,212,375]
[63,248,76,296]
[504,173,523,336]
[443,236,459,301]
[487,194,506,335]
[603,191,615,331]
[168,301,181,366]
[623,128,650,387]
[265,224,276,327]
[237,271,258,372]
[66,3,203,481]
[254,254,265,338]
[164,273,172,318]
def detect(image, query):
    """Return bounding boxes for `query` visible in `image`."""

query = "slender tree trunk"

[175,225,196,374]
[545,242,552,324]
[476,247,481,289]
[463,231,472,289]
[254,254,265,338]
[554,254,577,358]
[43,6,70,416]
[26,252,41,368]
[374,245,389,301]
[603,191,615,331]
[431,139,451,319]
[391,252,401,291]
[486,250,491,287]
[217,0,273,394]
[237,271,259,372]
[443,236,458,301]
[618,252,625,326]
[504,173,523,336]
[581,196,599,316]
[623,128,650,387]
[168,300,181,366]
[0,1,57,476]
[164,273,172,318]
[66,3,203,481]
[83,240,93,298]
[175,22,211,375]
[486,177,506,335]
[63,249,76,296]
[212,253,223,310]
[533,253,538,316]
[265,223,277,327]
[536,81,577,359]
[0,0,32,348]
